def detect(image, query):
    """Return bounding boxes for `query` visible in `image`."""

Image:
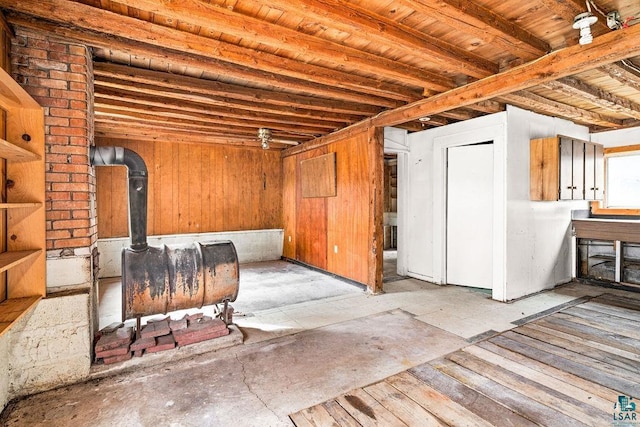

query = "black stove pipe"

[90,146,148,252]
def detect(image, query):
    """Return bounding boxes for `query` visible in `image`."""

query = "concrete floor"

[0,258,609,426]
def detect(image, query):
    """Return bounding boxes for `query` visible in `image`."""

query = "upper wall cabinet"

[530,136,604,201]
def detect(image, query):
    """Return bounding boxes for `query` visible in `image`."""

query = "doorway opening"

[383,154,405,283]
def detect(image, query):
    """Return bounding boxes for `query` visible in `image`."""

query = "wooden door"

[584,143,596,200]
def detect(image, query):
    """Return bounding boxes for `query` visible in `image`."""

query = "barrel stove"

[91,146,239,323]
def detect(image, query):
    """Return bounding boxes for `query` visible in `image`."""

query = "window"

[606,151,640,208]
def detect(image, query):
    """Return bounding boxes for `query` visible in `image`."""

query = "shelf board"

[0,202,41,209]
[0,137,41,162]
[0,249,41,274]
[588,254,616,261]
[0,296,41,337]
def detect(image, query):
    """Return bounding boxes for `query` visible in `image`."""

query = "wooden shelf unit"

[0,64,46,334]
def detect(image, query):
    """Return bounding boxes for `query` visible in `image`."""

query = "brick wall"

[11,28,96,252]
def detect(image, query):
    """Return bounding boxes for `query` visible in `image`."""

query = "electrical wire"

[621,59,640,75]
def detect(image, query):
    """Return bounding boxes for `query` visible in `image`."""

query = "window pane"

[607,154,640,208]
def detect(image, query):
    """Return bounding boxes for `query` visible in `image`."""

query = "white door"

[446,143,493,289]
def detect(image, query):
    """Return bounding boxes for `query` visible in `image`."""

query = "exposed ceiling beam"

[500,91,623,128]
[166,0,499,79]
[371,22,640,127]
[394,0,549,59]
[93,62,380,117]
[537,0,611,39]
[599,62,640,92]
[2,0,456,92]
[94,96,346,130]
[95,130,295,149]
[93,80,364,124]
[542,77,640,120]
[7,15,420,106]
[95,106,334,135]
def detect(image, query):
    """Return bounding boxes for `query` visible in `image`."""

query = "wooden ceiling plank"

[93,83,363,124]
[4,0,455,92]
[95,116,316,140]
[236,0,498,78]
[543,77,640,120]
[537,0,610,36]
[466,100,505,114]
[93,62,382,116]
[500,90,623,128]
[372,23,640,127]
[599,63,640,92]
[95,129,300,148]
[6,13,419,105]
[113,0,472,84]
[394,0,549,59]
[94,99,344,130]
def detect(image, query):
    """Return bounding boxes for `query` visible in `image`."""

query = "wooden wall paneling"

[267,150,283,229]
[327,132,371,285]
[0,108,5,302]
[200,143,212,232]
[295,148,328,269]
[300,152,336,198]
[157,139,174,235]
[211,145,224,231]
[188,143,202,233]
[176,142,190,233]
[222,146,239,231]
[95,165,112,238]
[282,155,296,259]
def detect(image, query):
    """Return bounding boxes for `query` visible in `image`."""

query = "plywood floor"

[290,292,640,426]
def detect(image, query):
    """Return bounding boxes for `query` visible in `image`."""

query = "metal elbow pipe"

[90,146,148,252]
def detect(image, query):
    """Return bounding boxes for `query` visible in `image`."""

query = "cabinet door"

[571,140,585,200]
[594,143,604,200]
[559,137,574,200]
[584,143,596,200]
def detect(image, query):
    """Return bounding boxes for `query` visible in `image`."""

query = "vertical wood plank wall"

[95,138,282,238]
[282,126,383,292]
[0,16,8,302]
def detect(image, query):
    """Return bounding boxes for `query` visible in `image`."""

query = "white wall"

[590,127,640,147]
[403,105,591,301]
[405,112,507,299]
[504,106,589,300]
[98,229,284,278]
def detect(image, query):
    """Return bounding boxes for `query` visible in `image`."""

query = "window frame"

[591,144,640,216]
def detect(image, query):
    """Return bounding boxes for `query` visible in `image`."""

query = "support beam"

[395,0,550,59]
[371,23,640,127]
[8,15,419,106]
[93,62,381,117]
[543,77,640,120]
[2,0,455,92]
[181,0,499,79]
[599,62,640,92]
[500,91,623,128]
[94,83,364,124]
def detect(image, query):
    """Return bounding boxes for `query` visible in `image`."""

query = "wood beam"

[7,14,419,106]
[3,0,455,92]
[95,116,313,141]
[394,0,549,59]
[93,62,381,117]
[500,91,623,128]
[599,62,640,92]
[542,77,640,120]
[212,0,497,79]
[95,130,295,149]
[94,99,343,131]
[94,82,364,124]
[372,23,640,127]
[537,0,610,38]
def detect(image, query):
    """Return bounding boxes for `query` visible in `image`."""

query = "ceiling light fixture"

[257,127,272,150]
[418,116,431,122]
[573,1,599,45]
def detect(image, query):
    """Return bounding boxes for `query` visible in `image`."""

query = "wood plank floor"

[290,293,640,426]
